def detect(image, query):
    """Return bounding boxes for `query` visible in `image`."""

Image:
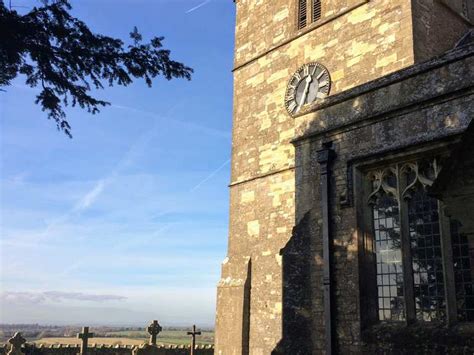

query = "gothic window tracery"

[365,157,473,323]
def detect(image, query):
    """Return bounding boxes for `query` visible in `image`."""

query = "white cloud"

[0,291,127,305]
[0,287,217,327]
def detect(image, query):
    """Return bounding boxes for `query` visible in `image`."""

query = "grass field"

[34,330,214,346]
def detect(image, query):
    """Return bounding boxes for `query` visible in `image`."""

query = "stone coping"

[295,41,474,119]
[1,344,214,350]
[292,41,474,143]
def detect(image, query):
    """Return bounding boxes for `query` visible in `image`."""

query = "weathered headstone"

[132,321,163,355]
[147,320,162,346]
[7,333,26,355]
[77,327,94,355]
[187,325,201,355]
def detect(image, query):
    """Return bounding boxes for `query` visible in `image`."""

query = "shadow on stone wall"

[271,212,313,355]
[362,322,474,354]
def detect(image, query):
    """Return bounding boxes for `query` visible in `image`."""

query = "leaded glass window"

[451,220,474,322]
[373,194,404,321]
[408,189,445,321]
[366,157,474,324]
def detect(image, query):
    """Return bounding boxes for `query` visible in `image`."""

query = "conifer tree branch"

[0,0,193,137]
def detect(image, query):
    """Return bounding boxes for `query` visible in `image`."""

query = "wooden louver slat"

[298,0,307,29]
[312,0,322,22]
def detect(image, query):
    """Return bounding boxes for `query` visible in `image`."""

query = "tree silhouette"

[0,0,193,137]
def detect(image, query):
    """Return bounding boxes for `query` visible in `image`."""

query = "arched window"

[365,157,474,323]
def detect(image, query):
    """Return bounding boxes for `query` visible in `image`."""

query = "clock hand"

[297,74,312,112]
[297,65,320,111]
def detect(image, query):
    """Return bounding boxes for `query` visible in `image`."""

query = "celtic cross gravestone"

[7,333,26,355]
[147,320,162,346]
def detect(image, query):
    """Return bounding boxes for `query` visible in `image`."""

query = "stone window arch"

[359,155,474,324]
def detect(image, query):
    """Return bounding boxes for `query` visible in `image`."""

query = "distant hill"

[0,324,214,345]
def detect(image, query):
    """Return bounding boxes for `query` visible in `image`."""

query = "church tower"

[216,0,471,354]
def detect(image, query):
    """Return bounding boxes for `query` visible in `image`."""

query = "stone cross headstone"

[147,320,162,346]
[77,327,94,355]
[187,325,201,355]
[7,332,26,355]
[132,321,163,355]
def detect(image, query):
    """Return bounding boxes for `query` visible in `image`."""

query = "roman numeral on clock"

[319,80,328,88]
[285,62,331,117]
[287,101,297,113]
[286,93,295,102]
[303,65,310,77]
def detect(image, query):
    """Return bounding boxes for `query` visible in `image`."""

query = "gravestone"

[187,325,201,355]
[77,327,94,355]
[7,333,26,355]
[146,320,162,346]
[132,321,162,355]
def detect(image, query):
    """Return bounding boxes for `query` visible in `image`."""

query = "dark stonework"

[272,213,314,354]
[431,120,474,237]
[293,40,474,353]
[361,322,474,354]
[317,144,336,355]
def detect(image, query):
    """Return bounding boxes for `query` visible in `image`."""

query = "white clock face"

[285,62,331,116]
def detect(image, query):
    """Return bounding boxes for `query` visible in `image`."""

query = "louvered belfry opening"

[298,0,322,29]
[312,0,322,22]
[298,0,307,29]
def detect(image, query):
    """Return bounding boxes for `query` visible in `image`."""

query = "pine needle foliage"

[0,0,193,137]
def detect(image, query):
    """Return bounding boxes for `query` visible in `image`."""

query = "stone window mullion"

[366,156,455,324]
[438,202,459,324]
[364,172,380,324]
[398,165,417,324]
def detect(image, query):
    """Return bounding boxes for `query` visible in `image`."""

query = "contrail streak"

[190,159,231,192]
[185,0,211,14]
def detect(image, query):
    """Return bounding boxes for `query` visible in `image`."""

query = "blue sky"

[0,0,235,327]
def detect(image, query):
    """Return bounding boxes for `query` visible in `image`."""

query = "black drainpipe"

[317,142,335,355]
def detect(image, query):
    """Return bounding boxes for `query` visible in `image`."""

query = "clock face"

[285,62,331,116]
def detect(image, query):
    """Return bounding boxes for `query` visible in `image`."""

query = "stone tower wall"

[412,0,470,61]
[215,0,470,354]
